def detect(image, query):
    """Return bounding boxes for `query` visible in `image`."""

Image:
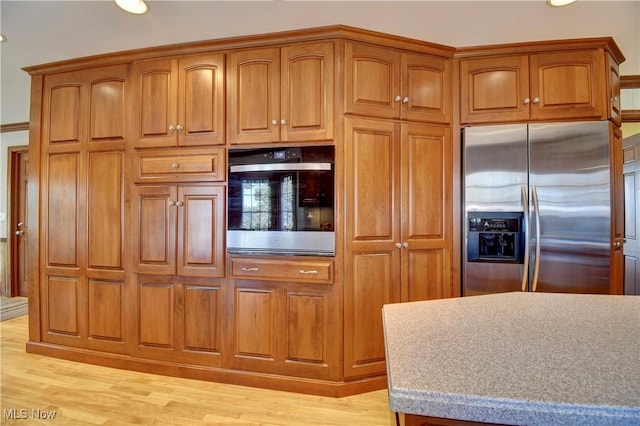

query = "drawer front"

[231,258,333,284]
[135,148,225,182]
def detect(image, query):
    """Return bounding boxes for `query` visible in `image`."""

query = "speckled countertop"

[382,292,640,426]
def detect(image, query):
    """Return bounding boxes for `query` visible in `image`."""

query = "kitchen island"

[382,292,640,425]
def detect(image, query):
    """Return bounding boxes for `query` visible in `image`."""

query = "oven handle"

[230,163,332,173]
[521,185,530,292]
[531,185,541,292]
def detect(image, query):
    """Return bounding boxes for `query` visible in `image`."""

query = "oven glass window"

[280,175,294,230]
[241,179,271,230]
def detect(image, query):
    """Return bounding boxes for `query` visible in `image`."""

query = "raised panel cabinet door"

[607,53,622,126]
[400,123,453,301]
[227,48,281,144]
[132,185,177,275]
[234,288,277,359]
[138,280,175,348]
[176,186,225,278]
[459,55,530,124]
[131,58,179,148]
[401,53,451,123]
[281,42,334,142]
[345,42,401,119]
[88,71,127,143]
[529,50,606,121]
[286,291,327,364]
[43,78,84,146]
[87,279,124,343]
[178,53,225,146]
[183,285,221,353]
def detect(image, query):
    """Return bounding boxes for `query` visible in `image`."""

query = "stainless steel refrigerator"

[463,121,613,296]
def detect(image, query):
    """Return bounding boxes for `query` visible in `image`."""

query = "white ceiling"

[1,0,639,125]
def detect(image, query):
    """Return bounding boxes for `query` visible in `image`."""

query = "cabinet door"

[344,117,400,379]
[132,185,177,275]
[529,50,606,121]
[607,53,622,126]
[281,42,334,142]
[227,48,280,144]
[131,58,179,148]
[459,55,530,124]
[178,53,225,146]
[402,53,451,123]
[176,186,225,278]
[345,42,401,119]
[610,126,624,294]
[400,123,453,302]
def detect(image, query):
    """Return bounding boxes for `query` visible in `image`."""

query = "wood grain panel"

[48,84,81,144]
[183,285,219,352]
[47,153,78,267]
[140,65,173,138]
[47,276,79,335]
[286,292,325,363]
[88,151,123,269]
[89,79,125,141]
[138,282,174,348]
[235,288,275,358]
[88,279,123,341]
[402,53,451,123]
[405,249,445,302]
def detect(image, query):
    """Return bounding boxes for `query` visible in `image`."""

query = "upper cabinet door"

[131,58,179,148]
[607,54,622,126]
[131,54,225,148]
[281,42,335,142]
[227,47,281,144]
[529,50,606,121]
[345,42,401,120]
[402,53,451,123]
[179,53,225,146]
[459,55,530,124]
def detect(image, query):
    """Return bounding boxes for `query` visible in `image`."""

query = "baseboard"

[25,341,387,397]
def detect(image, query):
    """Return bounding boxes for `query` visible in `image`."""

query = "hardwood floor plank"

[1,316,393,425]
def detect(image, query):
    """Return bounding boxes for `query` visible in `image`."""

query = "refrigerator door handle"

[521,185,530,292]
[531,185,541,292]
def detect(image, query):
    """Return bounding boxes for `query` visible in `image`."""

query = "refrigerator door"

[463,124,528,296]
[529,121,611,294]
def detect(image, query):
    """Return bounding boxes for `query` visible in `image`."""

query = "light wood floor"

[1,316,394,425]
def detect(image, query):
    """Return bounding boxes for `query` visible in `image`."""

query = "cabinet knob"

[176,124,183,131]
[402,242,409,248]
[168,200,176,206]
[402,97,409,104]
[272,119,279,126]
[532,97,540,104]
[280,119,287,126]
[171,162,180,169]
[169,125,176,132]
[176,201,184,207]
[611,96,618,102]
[394,95,402,102]
[15,230,24,236]
[523,98,531,105]
[395,242,402,249]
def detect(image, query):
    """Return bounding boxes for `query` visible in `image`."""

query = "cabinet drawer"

[231,258,333,284]
[135,148,225,182]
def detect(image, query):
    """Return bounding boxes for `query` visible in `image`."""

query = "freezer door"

[529,121,611,294]
[463,125,528,295]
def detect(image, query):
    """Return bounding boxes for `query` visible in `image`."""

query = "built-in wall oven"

[227,146,335,256]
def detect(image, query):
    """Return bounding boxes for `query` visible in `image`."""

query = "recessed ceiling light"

[115,0,148,14]
[549,0,577,6]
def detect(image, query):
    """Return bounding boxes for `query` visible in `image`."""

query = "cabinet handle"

[394,95,402,102]
[402,97,409,104]
[523,98,531,105]
[171,162,180,169]
[532,97,540,104]
[299,270,318,275]
[272,119,279,126]
[242,267,260,272]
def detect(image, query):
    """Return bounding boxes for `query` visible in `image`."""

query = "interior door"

[623,133,640,294]
[10,147,29,297]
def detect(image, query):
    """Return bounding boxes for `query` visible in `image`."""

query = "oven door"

[227,162,335,256]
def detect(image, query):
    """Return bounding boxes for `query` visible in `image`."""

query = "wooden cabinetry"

[227,42,334,144]
[130,53,225,147]
[343,117,453,379]
[132,185,225,278]
[228,256,339,380]
[345,41,451,123]
[38,65,128,353]
[459,49,614,124]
